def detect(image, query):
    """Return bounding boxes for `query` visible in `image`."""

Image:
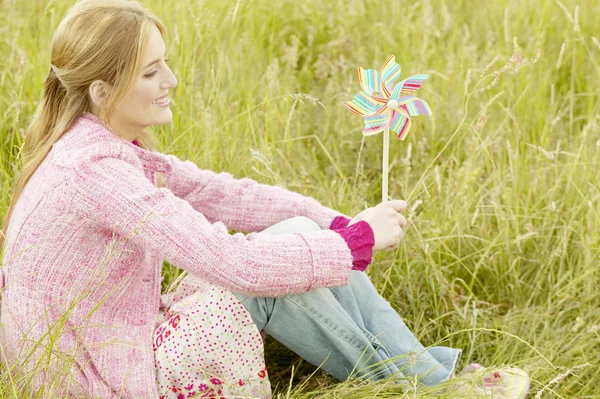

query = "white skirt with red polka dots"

[153,274,271,399]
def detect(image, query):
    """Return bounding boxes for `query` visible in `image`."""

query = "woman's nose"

[161,72,177,90]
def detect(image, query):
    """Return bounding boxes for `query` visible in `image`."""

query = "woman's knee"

[289,216,321,232]
[261,216,322,234]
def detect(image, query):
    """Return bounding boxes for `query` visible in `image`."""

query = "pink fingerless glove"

[329,215,351,230]
[329,216,375,271]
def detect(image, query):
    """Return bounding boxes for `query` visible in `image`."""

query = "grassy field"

[1,0,599,397]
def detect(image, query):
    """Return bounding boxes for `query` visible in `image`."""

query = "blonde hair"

[0,0,166,251]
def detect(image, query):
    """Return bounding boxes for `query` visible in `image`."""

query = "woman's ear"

[88,80,111,106]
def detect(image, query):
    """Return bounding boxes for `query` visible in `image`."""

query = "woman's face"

[106,24,178,141]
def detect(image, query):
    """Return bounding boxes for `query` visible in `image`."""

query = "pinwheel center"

[387,99,399,110]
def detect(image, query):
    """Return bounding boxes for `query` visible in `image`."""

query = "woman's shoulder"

[49,114,140,168]
[50,114,173,176]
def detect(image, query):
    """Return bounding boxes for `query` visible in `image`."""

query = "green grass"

[1,0,599,397]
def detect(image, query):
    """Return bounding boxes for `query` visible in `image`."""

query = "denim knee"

[260,216,322,235]
[285,216,322,232]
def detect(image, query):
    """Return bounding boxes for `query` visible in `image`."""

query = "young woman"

[0,1,529,398]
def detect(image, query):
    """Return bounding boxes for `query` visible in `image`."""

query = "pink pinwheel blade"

[389,108,411,140]
[400,97,432,116]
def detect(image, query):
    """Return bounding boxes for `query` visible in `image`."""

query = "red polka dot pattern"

[154,275,271,398]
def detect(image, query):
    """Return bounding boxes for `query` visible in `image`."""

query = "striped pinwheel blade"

[389,108,412,140]
[380,55,402,98]
[396,74,429,95]
[345,91,380,116]
[357,67,382,96]
[375,103,388,115]
[390,84,406,101]
[400,97,432,116]
[362,113,389,136]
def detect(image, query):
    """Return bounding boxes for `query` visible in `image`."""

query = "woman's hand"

[348,200,407,252]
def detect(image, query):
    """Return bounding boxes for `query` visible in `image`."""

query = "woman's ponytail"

[0,67,74,252]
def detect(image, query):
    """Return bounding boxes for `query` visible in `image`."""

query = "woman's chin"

[150,110,173,125]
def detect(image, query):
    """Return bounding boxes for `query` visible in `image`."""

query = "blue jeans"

[233,216,461,386]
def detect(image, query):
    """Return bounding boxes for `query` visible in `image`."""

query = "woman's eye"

[144,59,169,78]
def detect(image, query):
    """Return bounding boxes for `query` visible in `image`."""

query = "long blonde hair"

[0,0,167,252]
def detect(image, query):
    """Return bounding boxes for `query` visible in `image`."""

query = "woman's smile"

[152,96,170,106]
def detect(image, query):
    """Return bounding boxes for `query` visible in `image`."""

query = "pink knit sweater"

[0,113,372,398]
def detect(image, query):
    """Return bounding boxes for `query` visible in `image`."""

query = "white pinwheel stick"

[382,99,400,202]
[382,108,391,203]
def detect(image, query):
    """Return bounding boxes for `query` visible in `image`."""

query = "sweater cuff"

[332,220,375,271]
[329,215,351,230]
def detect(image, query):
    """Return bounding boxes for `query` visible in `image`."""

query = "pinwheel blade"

[389,108,412,140]
[371,94,388,105]
[380,55,402,98]
[375,103,388,115]
[389,84,404,101]
[362,113,388,135]
[345,91,380,116]
[357,67,381,96]
[400,97,432,116]
[397,74,429,95]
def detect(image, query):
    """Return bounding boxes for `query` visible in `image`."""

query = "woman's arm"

[159,152,351,232]
[70,143,356,297]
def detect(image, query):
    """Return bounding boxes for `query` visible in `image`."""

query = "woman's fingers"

[396,213,407,230]
[383,199,407,213]
[384,213,407,251]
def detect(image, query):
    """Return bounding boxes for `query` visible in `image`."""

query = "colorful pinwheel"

[345,55,432,139]
[345,55,433,202]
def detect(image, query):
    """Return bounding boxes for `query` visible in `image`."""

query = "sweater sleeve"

[160,153,349,232]
[69,143,354,297]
